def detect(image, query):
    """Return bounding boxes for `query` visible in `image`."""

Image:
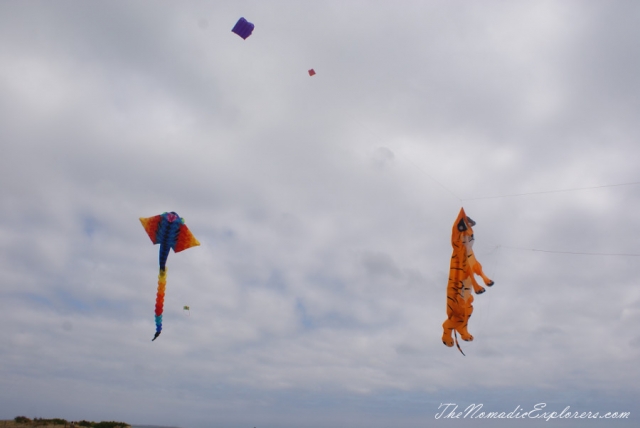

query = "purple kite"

[232,17,254,40]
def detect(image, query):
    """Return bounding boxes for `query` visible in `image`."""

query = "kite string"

[341,110,463,205]
[481,244,501,280]
[499,245,640,257]
[395,152,462,204]
[461,181,640,201]
[341,109,640,205]
[319,70,639,205]
[326,76,640,259]
[343,113,640,256]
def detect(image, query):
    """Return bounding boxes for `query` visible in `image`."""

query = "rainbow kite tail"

[152,268,167,341]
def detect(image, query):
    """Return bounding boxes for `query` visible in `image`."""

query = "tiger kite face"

[455,215,476,252]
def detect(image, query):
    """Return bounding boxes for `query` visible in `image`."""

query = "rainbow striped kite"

[140,212,200,341]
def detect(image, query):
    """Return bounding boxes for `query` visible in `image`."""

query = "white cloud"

[1,1,639,426]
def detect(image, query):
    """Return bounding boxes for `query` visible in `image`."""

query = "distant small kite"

[308,69,316,76]
[232,17,254,39]
[183,305,190,316]
[140,212,200,341]
[442,208,494,355]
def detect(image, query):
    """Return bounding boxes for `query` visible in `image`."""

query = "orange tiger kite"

[442,208,494,353]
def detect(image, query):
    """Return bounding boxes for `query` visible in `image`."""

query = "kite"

[308,69,316,76]
[232,17,254,39]
[183,305,190,316]
[140,212,200,341]
[442,208,494,355]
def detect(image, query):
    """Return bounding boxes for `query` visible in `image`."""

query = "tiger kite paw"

[460,333,474,342]
[442,336,454,347]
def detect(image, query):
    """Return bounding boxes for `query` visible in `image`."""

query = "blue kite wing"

[232,17,254,39]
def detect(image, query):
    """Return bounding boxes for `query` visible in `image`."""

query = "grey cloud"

[1,1,639,427]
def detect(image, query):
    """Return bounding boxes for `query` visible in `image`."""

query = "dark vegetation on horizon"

[14,417,129,428]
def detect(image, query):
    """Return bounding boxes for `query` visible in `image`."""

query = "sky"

[0,1,639,427]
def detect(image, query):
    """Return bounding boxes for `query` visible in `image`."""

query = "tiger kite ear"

[466,217,476,227]
[457,218,468,232]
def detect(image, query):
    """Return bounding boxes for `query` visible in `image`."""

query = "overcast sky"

[1,1,639,427]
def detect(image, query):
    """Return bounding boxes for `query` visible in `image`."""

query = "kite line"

[397,152,462,203]
[387,146,639,206]
[461,180,640,201]
[498,245,640,257]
